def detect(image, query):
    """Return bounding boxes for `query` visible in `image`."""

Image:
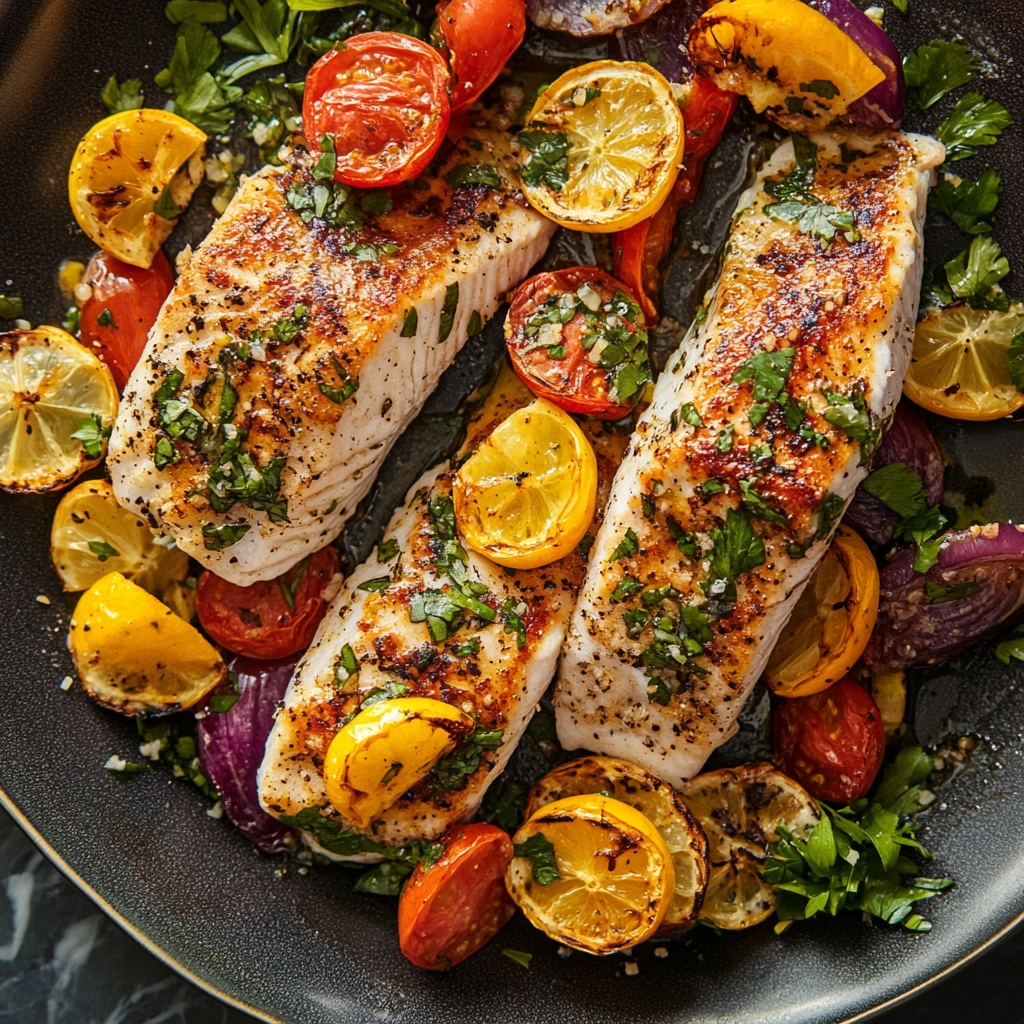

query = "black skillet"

[1,1,1023,1021]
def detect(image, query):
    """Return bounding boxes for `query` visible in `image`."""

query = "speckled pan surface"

[1,2,1022,1022]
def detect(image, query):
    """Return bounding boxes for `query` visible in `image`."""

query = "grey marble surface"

[0,805,1020,1024]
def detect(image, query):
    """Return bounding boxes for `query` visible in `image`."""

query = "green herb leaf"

[400,307,418,337]
[438,282,459,344]
[671,402,703,429]
[924,579,981,604]
[609,527,639,562]
[377,537,400,562]
[358,576,391,593]
[732,348,796,416]
[823,387,879,458]
[96,308,118,328]
[359,680,411,708]
[936,91,1013,162]
[312,134,337,181]
[943,234,1010,302]
[708,508,764,584]
[429,727,504,793]
[814,492,846,543]
[165,1,228,23]
[502,949,533,969]
[502,598,528,649]
[765,199,859,244]
[517,130,570,191]
[0,295,23,320]
[610,575,643,603]
[319,354,359,404]
[444,163,502,188]
[105,759,149,779]
[201,521,251,550]
[153,185,184,220]
[70,414,111,458]
[101,75,144,113]
[87,540,120,562]
[333,643,359,688]
[929,168,1001,235]
[354,860,413,896]
[209,674,241,713]
[739,478,788,526]
[903,40,978,109]
[513,831,560,885]
[861,462,928,518]
[995,624,1024,665]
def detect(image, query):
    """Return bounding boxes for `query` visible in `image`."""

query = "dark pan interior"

[1,2,1023,1022]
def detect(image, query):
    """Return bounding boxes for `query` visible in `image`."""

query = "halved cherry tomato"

[437,0,526,111]
[773,676,885,805]
[303,33,451,188]
[614,75,737,322]
[398,822,515,970]
[505,267,652,420]
[79,250,174,391]
[196,546,340,659]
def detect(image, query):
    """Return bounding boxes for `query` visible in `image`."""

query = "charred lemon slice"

[765,526,879,698]
[904,303,1024,421]
[517,60,684,232]
[0,326,118,493]
[454,398,597,569]
[323,698,474,828]
[51,479,191,601]
[682,763,819,930]
[68,109,206,269]
[70,572,225,716]
[506,793,675,953]
[524,756,709,934]
[688,0,885,131]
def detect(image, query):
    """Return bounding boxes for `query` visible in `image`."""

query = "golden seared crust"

[108,117,556,584]
[556,130,945,784]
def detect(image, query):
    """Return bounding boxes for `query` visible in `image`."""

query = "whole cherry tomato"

[398,822,515,970]
[196,546,341,659]
[79,249,174,391]
[303,32,451,188]
[437,0,526,110]
[773,676,886,804]
[505,267,652,420]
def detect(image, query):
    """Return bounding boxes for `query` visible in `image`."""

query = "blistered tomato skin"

[398,823,515,971]
[773,676,886,804]
[80,250,174,391]
[196,546,340,659]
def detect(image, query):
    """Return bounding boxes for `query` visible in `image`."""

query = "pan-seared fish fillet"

[108,118,555,586]
[258,367,625,855]
[556,131,945,784]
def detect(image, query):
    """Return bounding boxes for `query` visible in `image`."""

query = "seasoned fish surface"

[108,121,555,585]
[556,131,945,784]
[258,370,625,854]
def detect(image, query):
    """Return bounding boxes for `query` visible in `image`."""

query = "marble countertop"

[0,805,1018,1024]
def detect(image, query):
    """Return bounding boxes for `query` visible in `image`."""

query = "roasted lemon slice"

[506,793,675,954]
[51,480,191,600]
[682,763,819,930]
[688,0,885,131]
[68,109,206,269]
[70,572,225,716]
[324,698,474,828]
[0,326,118,493]
[454,398,597,569]
[903,303,1024,421]
[524,756,709,934]
[517,60,684,232]
[765,526,879,698]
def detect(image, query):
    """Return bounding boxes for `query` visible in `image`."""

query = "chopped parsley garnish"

[513,831,560,885]
[861,462,928,519]
[100,74,144,113]
[286,177,366,230]
[154,436,178,469]
[764,133,818,202]
[453,636,481,658]
[641,494,656,520]
[353,860,413,896]
[209,674,240,714]
[275,558,308,613]
[400,307,418,337]
[62,306,80,334]
[96,308,118,328]
[706,508,765,598]
[800,79,839,98]
[671,402,703,429]
[438,282,459,344]
[312,134,337,181]
[357,576,391,593]
[739,478,787,526]
[333,643,359,689]
[929,167,1001,235]
[274,304,308,343]
[935,91,1013,162]
[716,426,735,452]
[732,348,796,426]
[201,521,250,551]
[319,354,359,404]
[430,727,504,793]
[153,185,184,220]
[502,949,533,969]
[71,414,111,459]
[609,528,640,561]
[823,387,879,460]
[942,233,1010,305]
[763,747,952,932]
[698,479,726,501]
[136,718,218,799]
[208,444,288,523]
[444,163,501,188]
[925,579,981,604]
[814,492,846,543]
[88,540,120,561]
[765,199,859,245]
[359,680,412,708]
[667,516,698,558]
[610,575,643,603]
[517,130,570,191]
[996,624,1024,665]
[105,758,149,779]
[502,598,528,649]
[155,369,208,446]
[377,537,400,563]
[903,40,978,110]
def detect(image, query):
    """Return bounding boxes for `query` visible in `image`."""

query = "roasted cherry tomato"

[773,676,886,805]
[303,32,451,188]
[437,0,526,110]
[398,822,515,970]
[79,249,174,391]
[196,546,340,659]
[505,267,652,420]
[614,75,737,322]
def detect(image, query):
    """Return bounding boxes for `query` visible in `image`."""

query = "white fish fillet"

[556,131,945,785]
[258,369,624,855]
[108,119,555,585]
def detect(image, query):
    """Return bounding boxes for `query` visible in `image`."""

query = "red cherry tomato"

[79,250,174,391]
[196,546,341,660]
[437,0,526,110]
[505,267,652,420]
[398,822,514,970]
[303,32,451,188]
[773,676,886,805]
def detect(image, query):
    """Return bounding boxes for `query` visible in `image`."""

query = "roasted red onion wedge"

[614,0,708,83]
[863,523,1024,670]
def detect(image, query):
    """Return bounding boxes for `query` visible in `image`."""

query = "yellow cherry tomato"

[517,60,684,233]
[68,109,206,268]
[323,697,474,828]
[903,303,1024,421]
[688,0,885,131]
[453,398,597,569]
[0,326,118,493]
[505,793,675,954]
[70,572,225,716]
[765,526,880,698]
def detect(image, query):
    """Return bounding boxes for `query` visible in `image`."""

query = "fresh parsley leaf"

[1008,331,1024,393]
[610,575,643,603]
[377,537,399,562]
[96,308,117,328]
[209,674,240,713]
[765,199,859,244]
[502,949,533,969]
[609,528,639,562]
[667,516,698,558]
[359,680,411,708]
[764,133,818,202]
[861,462,928,518]
[279,807,391,859]
[70,414,111,458]
[739,479,788,526]
[444,163,501,188]
[87,539,120,561]
[708,508,765,585]
[732,348,796,413]
[517,130,570,191]
[936,91,1013,162]
[429,727,504,793]
[716,426,735,452]
[903,40,978,109]
[502,598,528,649]
[929,168,1001,235]
[153,185,184,220]
[995,624,1024,665]
[943,234,1010,303]
[158,19,241,133]
[202,521,251,550]
[671,402,703,429]
[354,860,413,896]
[453,636,480,658]
[400,307,418,338]
[814,492,846,543]
[357,576,391,593]
[924,579,981,604]
[136,719,218,799]
[438,282,459,344]
[319,354,359,404]
[823,387,879,459]
[101,75,144,113]
[312,134,337,181]
[800,79,839,99]
[513,831,560,885]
